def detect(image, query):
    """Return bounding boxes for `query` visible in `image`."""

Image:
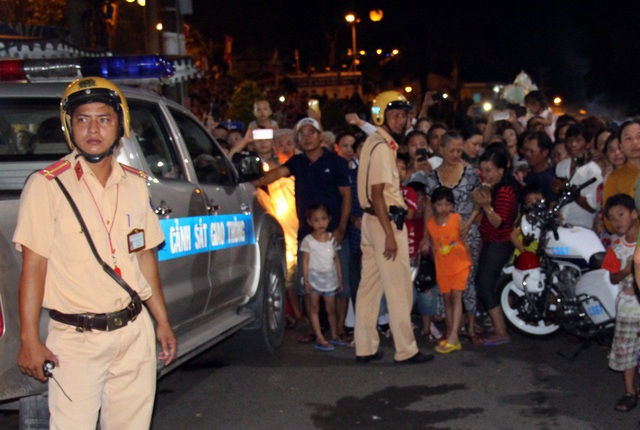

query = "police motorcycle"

[499,178,617,345]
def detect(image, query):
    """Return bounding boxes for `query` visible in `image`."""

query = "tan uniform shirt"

[357,127,407,210]
[13,151,164,314]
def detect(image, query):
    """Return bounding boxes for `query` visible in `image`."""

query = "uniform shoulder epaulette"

[120,163,150,180]
[39,160,71,180]
[375,128,398,151]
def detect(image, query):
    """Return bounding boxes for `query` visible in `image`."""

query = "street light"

[345,13,358,71]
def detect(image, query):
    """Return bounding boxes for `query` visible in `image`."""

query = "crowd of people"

[195,88,640,396]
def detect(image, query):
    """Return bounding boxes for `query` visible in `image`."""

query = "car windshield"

[0,99,69,161]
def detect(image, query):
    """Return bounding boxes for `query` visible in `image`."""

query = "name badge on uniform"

[127,229,145,253]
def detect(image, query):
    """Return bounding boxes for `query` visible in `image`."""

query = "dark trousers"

[475,241,514,311]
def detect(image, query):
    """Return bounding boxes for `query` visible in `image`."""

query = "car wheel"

[240,237,286,354]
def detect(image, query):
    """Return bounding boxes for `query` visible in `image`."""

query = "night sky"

[188,0,640,115]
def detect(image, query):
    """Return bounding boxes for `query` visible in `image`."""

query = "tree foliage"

[0,0,66,27]
[226,81,263,128]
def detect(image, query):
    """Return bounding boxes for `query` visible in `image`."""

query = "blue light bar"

[0,55,176,82]
[78,56,175,79]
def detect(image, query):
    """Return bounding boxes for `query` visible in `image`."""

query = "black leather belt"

[49,301,142,332]
[363,207,375,215]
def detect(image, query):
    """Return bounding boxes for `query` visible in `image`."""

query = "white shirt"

[300,233,341,292]
[555,158,602,229]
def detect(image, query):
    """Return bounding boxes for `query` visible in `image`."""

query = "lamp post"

[345,13,358,71]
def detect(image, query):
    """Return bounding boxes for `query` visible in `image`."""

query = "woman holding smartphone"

[471,146,518,346]
[404,130,439,185]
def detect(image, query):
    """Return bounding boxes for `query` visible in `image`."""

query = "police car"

[0,55,286,424]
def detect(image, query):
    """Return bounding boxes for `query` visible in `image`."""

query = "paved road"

[152,326,637,430]
[2,325,638,429]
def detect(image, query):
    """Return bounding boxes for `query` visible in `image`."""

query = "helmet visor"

[63,87,121,114]
[386,100,411,112]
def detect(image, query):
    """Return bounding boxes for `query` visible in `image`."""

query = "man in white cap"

[255,117,352,345]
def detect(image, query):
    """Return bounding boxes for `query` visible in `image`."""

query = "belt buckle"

[76,313,94,333]
[127,301,138,322]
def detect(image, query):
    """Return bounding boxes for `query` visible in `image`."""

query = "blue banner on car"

[157,214,255,261]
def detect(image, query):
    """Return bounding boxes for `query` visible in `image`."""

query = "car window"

[130,102,184,180]
[0,99,68,161]
[170,109,234,186]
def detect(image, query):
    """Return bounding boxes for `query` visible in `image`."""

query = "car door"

[127,100,212,327]
[168,108,258,313]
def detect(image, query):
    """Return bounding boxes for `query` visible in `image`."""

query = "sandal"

[314,342,335,352]
[435,342,462,354]
[483,336,510,346]
[615,393,638,412]
[329,338,350,347]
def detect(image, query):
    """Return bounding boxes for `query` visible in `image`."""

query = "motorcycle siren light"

[515,251,540,271]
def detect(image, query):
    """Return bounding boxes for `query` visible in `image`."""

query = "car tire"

[239,237,286,354]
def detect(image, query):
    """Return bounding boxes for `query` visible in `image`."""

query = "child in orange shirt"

[425,186,472,354]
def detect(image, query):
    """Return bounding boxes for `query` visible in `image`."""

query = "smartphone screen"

[252,129,274,140]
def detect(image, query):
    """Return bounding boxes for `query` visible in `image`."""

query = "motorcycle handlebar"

[526,178,598,233]
[574,177,597,193]
[555,177,598,210]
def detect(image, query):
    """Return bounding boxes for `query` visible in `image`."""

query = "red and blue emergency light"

[0,55,175,82]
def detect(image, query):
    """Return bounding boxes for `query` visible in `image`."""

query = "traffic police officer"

[14,77,176,429]
[354,91,434,364]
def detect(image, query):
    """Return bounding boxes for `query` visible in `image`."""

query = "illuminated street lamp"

[345,13,358,71]
[370,9,384,22]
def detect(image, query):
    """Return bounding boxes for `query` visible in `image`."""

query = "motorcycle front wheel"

[500,277,561,336]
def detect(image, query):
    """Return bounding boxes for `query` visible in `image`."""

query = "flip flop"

[329,338,350,347]
[435,342,462,354]
[483,336,511,346]
[314,342,335,351]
